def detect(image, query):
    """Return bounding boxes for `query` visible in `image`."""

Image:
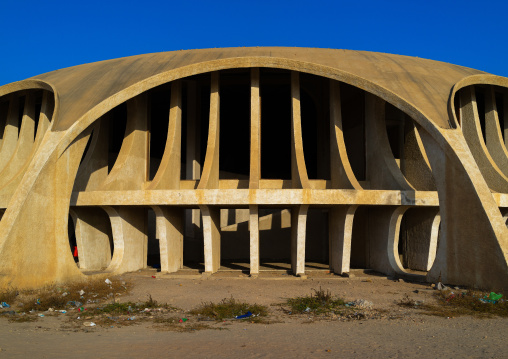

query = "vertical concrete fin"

[149,80,182,190]
[0,95,20,173]
[100,93,149,190]
[73,118,109,191]
[290,72,311,189]
[198,72,220,189]
[329,80,362,189]
[365,93,414,190]
[484,86,508,178]
[460,87,508,192]
[250,68,261,189]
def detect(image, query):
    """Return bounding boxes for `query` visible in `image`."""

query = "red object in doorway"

[73,246,78,257]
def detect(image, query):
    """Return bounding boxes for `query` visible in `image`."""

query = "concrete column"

[290,72,311,189]
[152,206,183,273]
[185,80,201,238]
[329,205,358,275]
[70,207,112,271]
[198,72,220,189]
[200,205,221,273]
[365,93,413,190]
[249,205,259,275]
[329,80,362,189]
[291,204,309,276]
[103,206,148,273]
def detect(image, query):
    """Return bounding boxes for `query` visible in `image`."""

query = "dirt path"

[1,270,507,358]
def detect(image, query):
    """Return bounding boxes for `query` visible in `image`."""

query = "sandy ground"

[0,269,507,358]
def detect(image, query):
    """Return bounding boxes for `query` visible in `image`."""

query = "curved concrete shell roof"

[27,47,484,130]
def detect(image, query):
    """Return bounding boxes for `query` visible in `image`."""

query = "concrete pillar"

[152,206,183,273]
[200,205,221,273]
[329,205,358,275]
[329,80,362,189]
[291,204,309,276]
[70,207,112,271]
[249,205,259,275]
[290,72,310,189]
[103,206,147,273]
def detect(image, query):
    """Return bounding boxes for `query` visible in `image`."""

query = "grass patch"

[286,287,346,314]
[15,277,130,312]
[190,297,268,321]
[0,288,17,304]
[420,290,508,318]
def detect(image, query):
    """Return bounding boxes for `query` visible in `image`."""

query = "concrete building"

[0,47,507,290]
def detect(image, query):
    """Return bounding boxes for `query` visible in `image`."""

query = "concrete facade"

[0,47,507,290]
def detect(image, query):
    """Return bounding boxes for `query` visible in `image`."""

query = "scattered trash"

[345,299,373,309]
[0,302,10,308]
[79,307,85,312]
[128,316,136,321]
[62,292,68,297]
[0,311,15,316]
[48,308,54,312]
[78,290,85,296]
[235,311,252,319]
[352,299,373,309]
[105,278,112,285]
[67,301,83,307]
[436,282,449,291]
[151,276,156,279]
[179,318,188,323]
[304,307,311,312]
[479,292,503,304]
[36,299,41,305]
[84,322,96,327]
[59,310,67,314]
[38,314,44,317]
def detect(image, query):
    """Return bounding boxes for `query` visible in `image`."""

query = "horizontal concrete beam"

[68,189,440,207]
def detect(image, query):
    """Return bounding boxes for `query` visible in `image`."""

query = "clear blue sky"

[1,0,507,86]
